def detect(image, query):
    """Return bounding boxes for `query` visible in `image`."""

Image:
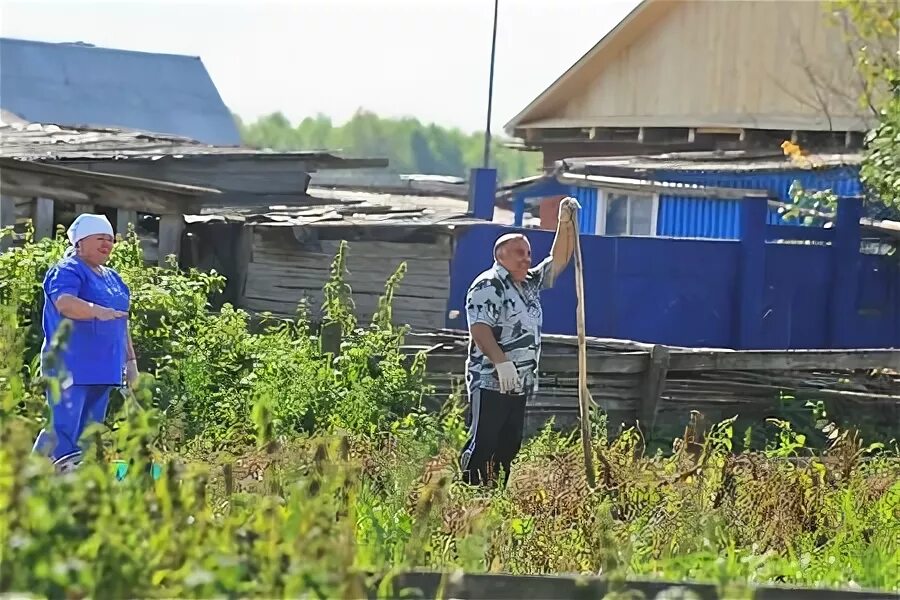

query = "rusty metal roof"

[0,120,387,168]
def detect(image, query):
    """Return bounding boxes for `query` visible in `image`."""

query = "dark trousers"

[459,387,527,487]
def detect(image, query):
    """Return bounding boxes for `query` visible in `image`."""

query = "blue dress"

[32,255,131,464]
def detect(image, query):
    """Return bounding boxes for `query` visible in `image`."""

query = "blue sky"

[0,0,640,133]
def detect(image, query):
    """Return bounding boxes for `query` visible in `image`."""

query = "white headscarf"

[67,213,114,246]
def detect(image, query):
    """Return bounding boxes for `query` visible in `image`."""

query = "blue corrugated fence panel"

[657,196,741,239]
[653,166,863,238]
[653,167,862,203]
[570,186,598,234]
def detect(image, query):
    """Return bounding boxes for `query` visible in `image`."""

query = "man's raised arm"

[548,197,580,284]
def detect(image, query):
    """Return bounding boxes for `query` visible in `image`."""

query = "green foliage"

[781,181,839,225]
[2,233,899,596]
[861,96,900,206]
[235,110,542,183]
[828,0,900,208]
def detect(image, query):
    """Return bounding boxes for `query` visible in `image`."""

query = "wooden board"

[0,157,209,214]
[240,295,447,330]
[249,248,448,276]
[669,349,900,372]
[244,262,451,297]
[411,330,900,433]
[317,238,453,260]
[74,157,314,195]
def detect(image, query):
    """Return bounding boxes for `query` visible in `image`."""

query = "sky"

[0,0,641,134]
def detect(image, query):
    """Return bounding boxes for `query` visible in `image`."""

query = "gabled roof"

[0,37,241,145]
[504,0,664,134]
[504,0,874,137]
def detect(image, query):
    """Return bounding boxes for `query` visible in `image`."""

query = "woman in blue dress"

[32,213,139,472]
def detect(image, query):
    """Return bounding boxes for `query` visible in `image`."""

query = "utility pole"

[482,0,499,168]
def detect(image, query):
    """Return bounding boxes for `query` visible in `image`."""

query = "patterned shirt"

[465,256,555,395]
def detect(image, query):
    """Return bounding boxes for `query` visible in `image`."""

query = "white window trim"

[594,189,659,236]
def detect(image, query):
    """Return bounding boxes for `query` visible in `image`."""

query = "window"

[596,191,658,236]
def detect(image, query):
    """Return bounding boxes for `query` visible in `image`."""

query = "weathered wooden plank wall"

[409,331,900,436]
[239,229,454,330]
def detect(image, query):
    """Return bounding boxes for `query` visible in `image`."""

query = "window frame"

[594,189,660,237]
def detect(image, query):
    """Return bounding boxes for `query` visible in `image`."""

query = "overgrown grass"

[1,227,898,597]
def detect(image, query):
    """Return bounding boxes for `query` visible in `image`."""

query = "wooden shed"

[0,119,386,264]
[184,185,515,330]
[507,0,882,165]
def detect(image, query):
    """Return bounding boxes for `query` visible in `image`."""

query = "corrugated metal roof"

[0,37,240,145]
[0,121,387,168]
[183,186,514,228]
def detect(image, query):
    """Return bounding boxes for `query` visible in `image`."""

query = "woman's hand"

[125,359,139,388]
[93,305,128,321]
[56,295,127,321]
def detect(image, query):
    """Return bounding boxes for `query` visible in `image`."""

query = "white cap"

[67,213,114,245]
[493,232,530,257]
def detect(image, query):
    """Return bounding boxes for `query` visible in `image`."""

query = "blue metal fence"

[448,196,889,350]
[653,167,861,239]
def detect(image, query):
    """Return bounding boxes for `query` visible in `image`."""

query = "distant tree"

[235,110,542,183]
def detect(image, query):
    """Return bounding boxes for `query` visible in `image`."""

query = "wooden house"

[506,0,879,166]
[499,149,867,239]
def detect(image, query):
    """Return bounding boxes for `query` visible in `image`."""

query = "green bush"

[0,227,431,450]
[1,229,898,597]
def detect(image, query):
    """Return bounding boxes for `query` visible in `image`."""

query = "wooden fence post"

[737,195,767,349]
[158,214,184,268]
[639,344,670,436]
[33,197,55,240]
[116,209,138,239]
[828,196,862,349]
[320,321,342,357]
[0,195,16,252]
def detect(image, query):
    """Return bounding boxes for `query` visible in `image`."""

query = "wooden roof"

[0,157,217,214]
[505,0,878,138]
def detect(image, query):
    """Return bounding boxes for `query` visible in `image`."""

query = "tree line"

[234,110,542,183]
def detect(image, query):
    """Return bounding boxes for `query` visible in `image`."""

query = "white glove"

[558,197,582,223]
[495,361,520,394]
[125,359,139,387]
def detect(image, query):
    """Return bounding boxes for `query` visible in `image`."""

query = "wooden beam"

[668,349,900,372]
[638,345,670,433]
[0,195,15,252]
[320,321,342,356]
[424,352,648,375]
[116,208,138,238]
[233,225,253,305]
[70,157,314,195]
[514,114,874,132]
[0,158,216,214]
[33,197,55,240]
[158,214,185,268]
[636,127,694,144]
